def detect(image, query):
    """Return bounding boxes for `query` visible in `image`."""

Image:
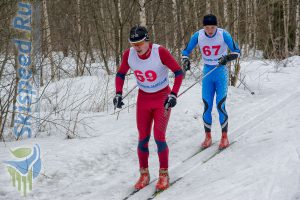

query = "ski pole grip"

[164,102,170,110]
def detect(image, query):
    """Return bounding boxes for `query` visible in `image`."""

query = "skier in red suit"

[114,25,183,191]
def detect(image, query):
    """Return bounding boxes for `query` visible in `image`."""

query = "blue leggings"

[202,65,228,133]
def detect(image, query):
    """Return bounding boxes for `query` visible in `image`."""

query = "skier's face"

[131,41,150,55]
[204,25,217,36]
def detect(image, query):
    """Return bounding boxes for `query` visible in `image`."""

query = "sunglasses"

[130,41,145,47]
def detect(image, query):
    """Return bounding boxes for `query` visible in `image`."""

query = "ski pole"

[238,77,255,95]
[113,84,138,112]
[164,102,170,116]
[178,65,219,98]
[229,68,255,95]
[122,84,138,100]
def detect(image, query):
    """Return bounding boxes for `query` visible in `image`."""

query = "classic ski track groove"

[124,90,300,200]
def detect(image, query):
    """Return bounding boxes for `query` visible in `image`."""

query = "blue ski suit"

[182,28,240,133]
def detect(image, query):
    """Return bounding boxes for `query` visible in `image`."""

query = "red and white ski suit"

[115,43,183,169]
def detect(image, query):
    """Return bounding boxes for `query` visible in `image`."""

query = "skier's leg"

[215,66,230,149]
[202,66,216,133]
[136,90,154,169]
[201,66,216,148]
[153,87,171,169]
[215,66,229,133]
[153,87,171,191]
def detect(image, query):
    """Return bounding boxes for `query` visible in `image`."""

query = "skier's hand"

[181,56,191,71]
[113,94,124,109]
[164,93,177,110]
[218,55,228,66]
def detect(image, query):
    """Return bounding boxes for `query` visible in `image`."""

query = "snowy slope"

[0,56,300,200]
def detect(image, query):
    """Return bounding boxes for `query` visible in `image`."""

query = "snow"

[0,56,300,200]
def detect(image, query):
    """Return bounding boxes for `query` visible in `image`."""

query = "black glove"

[181,56,191,71]
[218,55,228,65]
[113,94,124,109]
[218,54,239,66]
[164,93,177,110]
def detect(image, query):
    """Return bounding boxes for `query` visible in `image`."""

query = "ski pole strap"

[164,102,170,110]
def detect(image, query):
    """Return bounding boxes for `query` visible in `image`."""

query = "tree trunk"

[113,0,121,67]
[267,0,276,57]
[42,0,56,80]
[151,4,156,42]
[92,4,111,75]
[76,0,84,76]
[173,0,183,60]
[206,0,211,14]
[88,23,95,63]
[234,0,239,42]
[117,0,123,67]
[0,38,10,82]
[252,0,257,57]
[244,0,250,56]
[193,0,200,28]
[10,49,19,128]
[224,0,229,30]
[283,0,290,58]
[172,0,178,56]
[295,2,300,55]
[163,0,168,48]
[138,0,147,26]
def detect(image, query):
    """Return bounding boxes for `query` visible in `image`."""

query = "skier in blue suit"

[182,14,240,149]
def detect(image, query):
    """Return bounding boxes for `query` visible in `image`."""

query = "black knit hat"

[203,14,218,26]
[129,25,150,43]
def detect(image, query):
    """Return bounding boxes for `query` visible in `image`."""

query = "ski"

[123,189,140,200]
[124,141,236,199]
[147,177,183,200]
[122,146,207,199]
[182,141,217,163]
[146,141,236,199]
[203,141,236,164]
[122,179,156,200]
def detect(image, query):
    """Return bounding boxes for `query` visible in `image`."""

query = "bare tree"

[294,2,300,55]
[252,0,258,57]
[206,0,211,14]
[172,0,178,56]
[138,0,147,26]
[42,0,56,80]
[75,0,84,76]
[283,0,290,58]
[224,0,229,30]
[234,0,240,43]
[267,0,276,57]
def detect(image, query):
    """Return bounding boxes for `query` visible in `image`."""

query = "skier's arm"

[159,46,183,96]
[223,30,241,59]
[115,49,130,94]
[181,31,199,57]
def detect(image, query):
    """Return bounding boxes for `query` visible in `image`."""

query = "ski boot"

[156,168,169,191]
[201,132,212,149]
[219,132,230,150]
[134,168,150,190]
